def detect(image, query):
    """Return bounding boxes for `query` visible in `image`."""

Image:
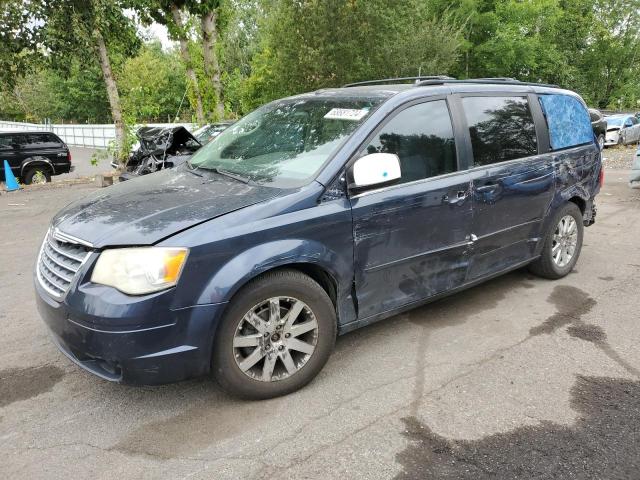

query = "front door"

[350,99,473,319]
[458,95,554,279]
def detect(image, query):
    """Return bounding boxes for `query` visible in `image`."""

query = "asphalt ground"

[54,146,112,181]
[1,170,639,479]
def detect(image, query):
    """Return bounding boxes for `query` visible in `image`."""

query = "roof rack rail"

[343,76,455,88]
[414,78,559,88]
[474,77,517,81]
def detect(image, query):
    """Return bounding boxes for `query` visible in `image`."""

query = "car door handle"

[476,183,499,193]
[443,190,468,205]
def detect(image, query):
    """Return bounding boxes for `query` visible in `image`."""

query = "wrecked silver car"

[114,126,202,181]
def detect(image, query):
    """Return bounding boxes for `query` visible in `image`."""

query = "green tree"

[0,0,140,162]
[218,0,261,115]
[127,0,206,123]
[188,0,225,120]
[242,0,464,110]
[119,42,189,121]
[0,63,111,123]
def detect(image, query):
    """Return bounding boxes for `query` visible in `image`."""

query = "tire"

[597,134,605,151]
[529,202,584,279]
[212,269,337,399]
[23,167,51,185]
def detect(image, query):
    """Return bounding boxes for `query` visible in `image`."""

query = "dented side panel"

[349,173,473,319]
[467,154,555,280]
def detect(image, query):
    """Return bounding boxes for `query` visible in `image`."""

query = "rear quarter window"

[539,94,593,150]
[23,133,63,149]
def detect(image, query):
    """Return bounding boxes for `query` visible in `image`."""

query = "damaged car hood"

[52,167,284,247]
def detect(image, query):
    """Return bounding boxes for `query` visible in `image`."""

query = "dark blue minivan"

[35,78,602,398]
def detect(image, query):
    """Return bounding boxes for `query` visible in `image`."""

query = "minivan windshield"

[188,96,385,188]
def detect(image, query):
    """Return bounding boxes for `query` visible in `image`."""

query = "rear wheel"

[529,202,584,279]
[23,167,51,185]
[212,270,336,399]
[597,134,605,150]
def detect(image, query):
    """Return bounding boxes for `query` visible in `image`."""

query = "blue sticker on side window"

[539,94,593,150]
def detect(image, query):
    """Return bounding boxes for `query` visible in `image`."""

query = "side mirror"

[348,153,401,191]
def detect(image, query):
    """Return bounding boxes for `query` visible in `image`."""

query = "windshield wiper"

[211,167,251,184]
[185,165,203,177]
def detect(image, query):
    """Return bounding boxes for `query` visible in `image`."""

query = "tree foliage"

[4,0,640,126]
[241,0,464,109]
[119,42,189,121]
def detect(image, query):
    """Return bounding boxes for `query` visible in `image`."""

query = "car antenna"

[174,87,188,123]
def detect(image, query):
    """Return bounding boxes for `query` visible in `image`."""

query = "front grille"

[37,230,91,299]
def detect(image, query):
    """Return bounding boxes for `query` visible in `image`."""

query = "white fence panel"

[0,121,198,149]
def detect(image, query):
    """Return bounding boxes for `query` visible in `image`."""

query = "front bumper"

[35,280,226,385]
[605,131,621,146]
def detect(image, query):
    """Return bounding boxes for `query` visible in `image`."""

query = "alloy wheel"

[233,296,319,382]
[552,215,578,268]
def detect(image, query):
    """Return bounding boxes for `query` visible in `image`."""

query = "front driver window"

[362,100,457,184]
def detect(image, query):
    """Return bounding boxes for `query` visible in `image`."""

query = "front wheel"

[597,134,605,151]
[529,202,584,279]
[212,270,336,399]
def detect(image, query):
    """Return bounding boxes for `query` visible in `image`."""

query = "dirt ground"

[1,171,639,479]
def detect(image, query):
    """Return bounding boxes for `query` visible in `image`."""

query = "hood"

[53,167,284,247]
[133,126,201,157]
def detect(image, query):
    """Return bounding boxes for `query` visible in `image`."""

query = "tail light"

[67,150,72,163]
[598,167,604,188]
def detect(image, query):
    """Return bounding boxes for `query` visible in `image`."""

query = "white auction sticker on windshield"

[324,108,369,121]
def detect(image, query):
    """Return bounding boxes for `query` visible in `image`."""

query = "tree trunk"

[94,28,126,166]
[201,10,224,120]
[171,4,205,124]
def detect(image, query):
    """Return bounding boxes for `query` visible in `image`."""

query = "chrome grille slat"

[41,255,74,282]
[46,236,86,262]
[40,262,70,291]
[37,230,91,299]
[44,242,82,269]
[45,247,75,274]
[38,273,65,295]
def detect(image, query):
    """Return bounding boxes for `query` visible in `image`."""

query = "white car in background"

[605,114,640,146]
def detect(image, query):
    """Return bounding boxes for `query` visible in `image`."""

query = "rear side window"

[363,100,457,184]
[539,94,593,150]
[0,136,14,148]
[23,134,62,149]
[462,96,538,166]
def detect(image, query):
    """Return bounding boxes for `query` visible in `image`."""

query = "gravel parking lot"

[1,170,639,479]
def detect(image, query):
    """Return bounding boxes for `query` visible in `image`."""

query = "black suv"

[0,132,73,184]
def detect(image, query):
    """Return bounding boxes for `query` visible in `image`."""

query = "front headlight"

[91,247,189,295]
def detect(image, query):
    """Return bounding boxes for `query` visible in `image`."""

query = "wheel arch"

[192,239,356,326]
[20,156,55,176]
[220,261,340,310]
[568,196,586,215]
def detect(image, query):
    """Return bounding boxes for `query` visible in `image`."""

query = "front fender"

[195,238,350,305]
